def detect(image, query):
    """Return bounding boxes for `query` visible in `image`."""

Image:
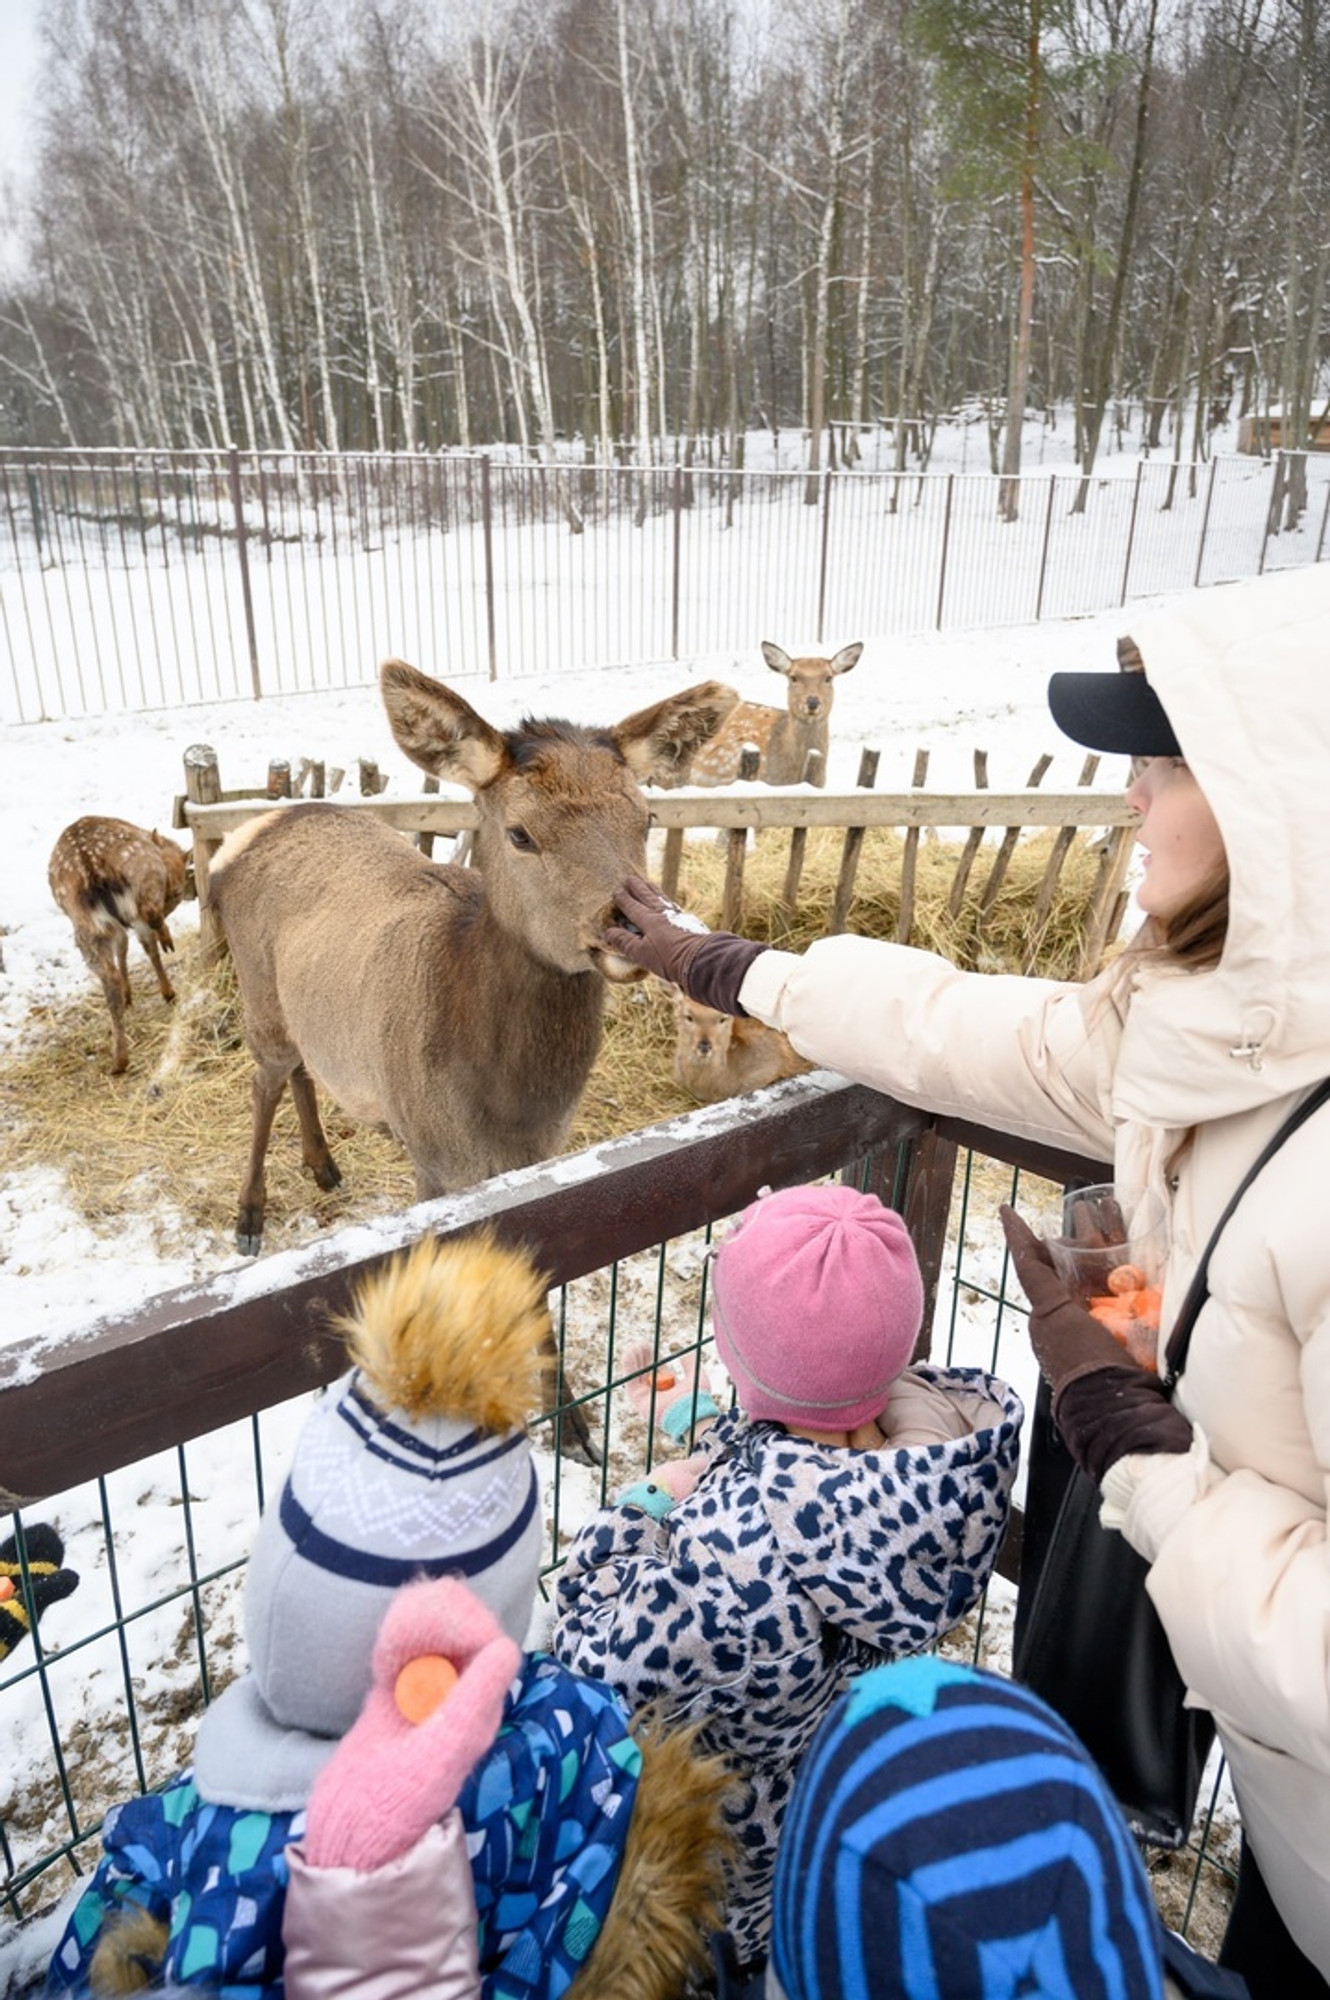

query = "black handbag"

[1013,1077,1330,1848]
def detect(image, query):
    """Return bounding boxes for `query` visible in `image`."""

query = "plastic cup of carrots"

[1045,1183,1169,1373]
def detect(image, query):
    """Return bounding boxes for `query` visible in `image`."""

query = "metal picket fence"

[1,1077,1236,1967]
[2,445,1327,724]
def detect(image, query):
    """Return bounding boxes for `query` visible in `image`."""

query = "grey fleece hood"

[1110,563,1330,1128]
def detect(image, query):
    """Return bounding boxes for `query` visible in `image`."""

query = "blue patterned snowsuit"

[553,1363,1022,1964]
[47,1652,640,2000]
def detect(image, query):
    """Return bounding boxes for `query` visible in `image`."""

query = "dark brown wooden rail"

[0,1073,1106,1509]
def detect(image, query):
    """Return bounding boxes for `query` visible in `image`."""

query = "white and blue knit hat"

[242,1231,550,1740]
[768,1656,1166,2000]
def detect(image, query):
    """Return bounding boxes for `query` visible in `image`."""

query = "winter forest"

[1,0,1328,493]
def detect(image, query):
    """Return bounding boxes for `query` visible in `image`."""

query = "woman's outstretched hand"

[602,875,768,1013]
[1000,1206,1192,1483]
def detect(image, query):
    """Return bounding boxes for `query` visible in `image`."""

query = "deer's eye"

[507,825,537,852]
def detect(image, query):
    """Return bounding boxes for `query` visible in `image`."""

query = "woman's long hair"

[1127,866,1230,975]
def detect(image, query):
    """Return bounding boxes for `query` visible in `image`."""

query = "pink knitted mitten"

[301,1576,519,1873]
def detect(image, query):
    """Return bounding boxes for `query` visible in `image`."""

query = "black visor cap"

[1047,669,1182,758]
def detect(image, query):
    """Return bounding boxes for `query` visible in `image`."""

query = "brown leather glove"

[602,875,768,1014]
[1000,1206,1193,1483]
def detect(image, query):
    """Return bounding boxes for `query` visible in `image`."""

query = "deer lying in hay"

[48,816,192,1075]
[671,993,812,1104]
[212,661,738,1256]
[660,639,864,788]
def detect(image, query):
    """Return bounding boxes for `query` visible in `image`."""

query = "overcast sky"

[2,0,41,157]
[0,0,43,266]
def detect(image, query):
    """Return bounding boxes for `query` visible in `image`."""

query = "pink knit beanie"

[711,1184,924,1429]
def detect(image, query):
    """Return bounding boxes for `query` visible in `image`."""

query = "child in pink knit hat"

[553,1180,1024,1974]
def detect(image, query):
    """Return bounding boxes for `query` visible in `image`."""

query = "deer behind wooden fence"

[668,640,864,788]
[47,817,192,1075]
[671,994,812,1103]
[211,662,738,1254]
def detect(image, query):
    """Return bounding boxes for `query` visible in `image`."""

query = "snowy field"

[0,564,1279,1984]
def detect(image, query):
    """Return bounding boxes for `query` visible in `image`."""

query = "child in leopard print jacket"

[552,1183,1023,1971]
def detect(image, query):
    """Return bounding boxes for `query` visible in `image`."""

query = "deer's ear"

[830,642,864,675]
[760,641,793,676]
[612,681,738,782]
[380,659,505,788]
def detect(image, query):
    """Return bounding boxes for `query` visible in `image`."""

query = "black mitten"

[0,1522,80,1660]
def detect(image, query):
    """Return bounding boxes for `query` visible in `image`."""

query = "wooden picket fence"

[174,742,1137,975]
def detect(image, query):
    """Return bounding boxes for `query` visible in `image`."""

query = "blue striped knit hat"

[243,1233,550,1740]
[769,1656,1164,2000]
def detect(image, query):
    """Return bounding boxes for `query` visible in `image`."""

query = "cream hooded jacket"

[738,562,1330,1977]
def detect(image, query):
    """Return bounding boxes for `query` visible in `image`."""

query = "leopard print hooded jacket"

[553,1362,1023,1965]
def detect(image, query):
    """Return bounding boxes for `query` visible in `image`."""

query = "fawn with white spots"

[661,641,864,788]
[48,817,192,1075]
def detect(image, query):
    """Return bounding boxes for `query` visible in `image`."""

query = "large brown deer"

[212,661,738,1256]
[671,994,812,1104]
[48,817,192,1075]
[661,640,864,788]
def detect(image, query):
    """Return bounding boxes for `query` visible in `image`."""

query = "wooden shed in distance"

[1237,410,1330,454]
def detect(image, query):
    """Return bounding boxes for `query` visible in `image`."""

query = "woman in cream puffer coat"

[603,561,1330,1997]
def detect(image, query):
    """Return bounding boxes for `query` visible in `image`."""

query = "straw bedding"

[1,824,1107,1252]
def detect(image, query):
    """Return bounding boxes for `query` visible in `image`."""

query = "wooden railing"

[0,1074,1103,1510]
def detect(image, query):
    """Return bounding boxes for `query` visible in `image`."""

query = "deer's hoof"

[236,1212,265,1258]
[312,1158,342,1192]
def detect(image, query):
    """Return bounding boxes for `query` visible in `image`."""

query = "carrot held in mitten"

[1000,1206,1192,1484]
[283,1576,520,2000]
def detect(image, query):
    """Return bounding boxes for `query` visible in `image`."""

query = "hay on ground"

[665,821,1109,979]
[2,822,1113,1253]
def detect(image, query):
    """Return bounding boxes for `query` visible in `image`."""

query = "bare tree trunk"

[5,298,80,445]
[453,30,582,526]
[999,0,1041,523]
[184,35,298,453]
[617,0,654,514]
[1074,0,1157,509]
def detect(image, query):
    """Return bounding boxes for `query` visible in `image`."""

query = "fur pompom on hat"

[710,1184,923,1430]
[243,1231,550,1740]
[770,1656,1166,2000]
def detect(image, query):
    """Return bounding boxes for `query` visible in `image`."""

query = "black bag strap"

[1161,1075,1330,1388]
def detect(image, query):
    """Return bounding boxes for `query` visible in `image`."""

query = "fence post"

[226,446,263,699]
[1035,474,1056,620]
[1119,458,1144,606]
[671,463,683,661]
[481,454,497,680]
[1317,478,1330,563]
[1258,454,1279,575]
[936,474,954,630]
[183,743,226,961]
[1193,455,1219,588]
[898,1126,961,1363]
[815,467,833,644]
